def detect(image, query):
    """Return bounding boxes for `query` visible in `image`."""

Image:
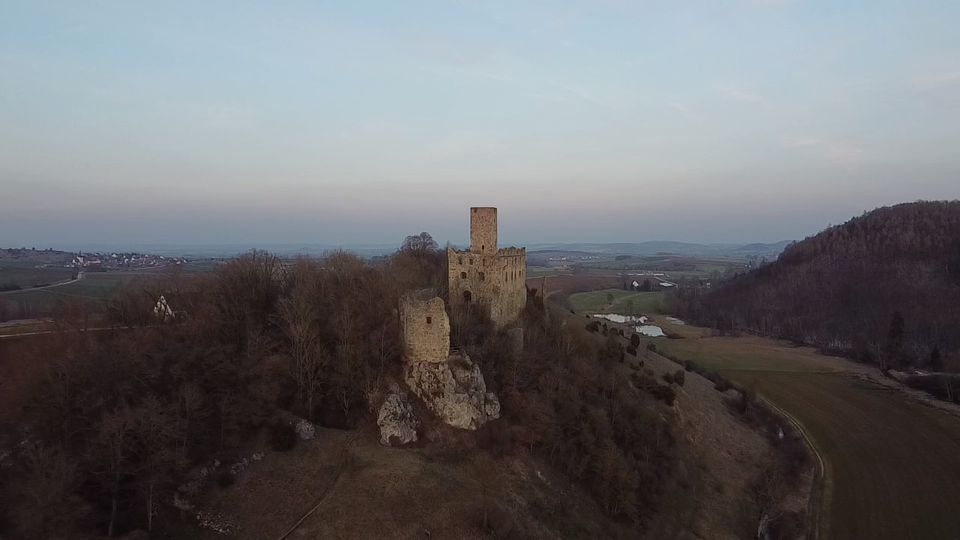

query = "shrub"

[631,372,677,406]
[714,377,732,392]
[630,334,641,348]
[674,370,685,387]
[737,386,756,414]
[626,345,637,356]
[585,321,601,333]
[216,470,235,488]
[683,360,694,371]
[649,383,676,406]
[270,421,298,451]
[662,373,675,385]
[646,342,656,352]
[903,374,960,404]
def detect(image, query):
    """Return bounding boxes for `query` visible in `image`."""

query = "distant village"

[1,247,186,271]
[71,251,186,271]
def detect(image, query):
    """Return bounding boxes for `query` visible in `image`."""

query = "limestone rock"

[173,491,195,512]
[404,353,500,430]
[377,392,420,446]
[295,419,315,441]
[484,392,501,419]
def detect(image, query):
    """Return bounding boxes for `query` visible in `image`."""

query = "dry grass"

[197,426,624,539]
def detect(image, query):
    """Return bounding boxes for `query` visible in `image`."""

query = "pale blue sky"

[1,0,958,247]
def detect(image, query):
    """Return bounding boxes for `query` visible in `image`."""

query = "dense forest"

[676,201,960,370]
[0,241,675,538]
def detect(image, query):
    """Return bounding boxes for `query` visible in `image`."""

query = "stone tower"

[399,289,450,364]
[448,207,527,328]
[470,207,498,255]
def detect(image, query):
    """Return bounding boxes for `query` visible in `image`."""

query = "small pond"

[636,325,665,337]
[592,313,648,324]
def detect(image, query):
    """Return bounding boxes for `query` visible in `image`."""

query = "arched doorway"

[463,290,472,303]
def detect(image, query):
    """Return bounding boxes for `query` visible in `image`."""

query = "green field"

[651,330,960,540]
[568,289,668,315]
[526,266,573,278]
[0,266,75,290]
[0,272,155,319]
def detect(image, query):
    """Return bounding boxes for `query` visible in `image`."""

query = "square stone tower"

[449,207,526,328]
[470,207,498,255]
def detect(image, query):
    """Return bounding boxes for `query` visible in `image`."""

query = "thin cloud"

[780,135,864,168]
[717,85,765,104]
[671,102,696,120]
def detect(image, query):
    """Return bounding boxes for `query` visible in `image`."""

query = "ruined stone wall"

[447,246,527,328]
[400,290,450,363]
[470,207,498,255]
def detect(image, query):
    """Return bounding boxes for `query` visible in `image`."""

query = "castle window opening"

[458,257,463,265]
[463,290,472,303]
[469,258,474,265]
[461,271,467,279]
[479,272,485,281]
[426,316,432,324]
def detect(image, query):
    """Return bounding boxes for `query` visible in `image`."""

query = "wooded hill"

[677,201,960,370]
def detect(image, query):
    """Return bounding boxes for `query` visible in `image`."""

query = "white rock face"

[295,419,316,441]
[404,353,501,430]
[377,392,420,446]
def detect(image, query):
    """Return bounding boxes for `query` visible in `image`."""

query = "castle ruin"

[447,207,527,328]
[399,287,500,431]
[391,207,524,433]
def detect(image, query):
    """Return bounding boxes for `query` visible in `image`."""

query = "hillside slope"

[678,201,960,368]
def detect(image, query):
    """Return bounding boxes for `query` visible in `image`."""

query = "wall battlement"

[449,246,525,257]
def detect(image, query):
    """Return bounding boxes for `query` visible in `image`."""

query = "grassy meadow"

[0,272,155,319]
[649,322,960,540]
[0,266,75,290]
[568,289,668,315]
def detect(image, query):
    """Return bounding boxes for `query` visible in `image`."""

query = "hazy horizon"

[3,1,959,246]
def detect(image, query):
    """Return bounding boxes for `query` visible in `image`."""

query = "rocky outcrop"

[404,353,500,430]
[295,419,315,441]
[377,392,420,446]
[276,411,316,441]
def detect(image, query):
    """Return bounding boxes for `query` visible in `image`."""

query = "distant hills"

[678,201,960,369]
[11,240,793,261]
[526,240,793,259]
